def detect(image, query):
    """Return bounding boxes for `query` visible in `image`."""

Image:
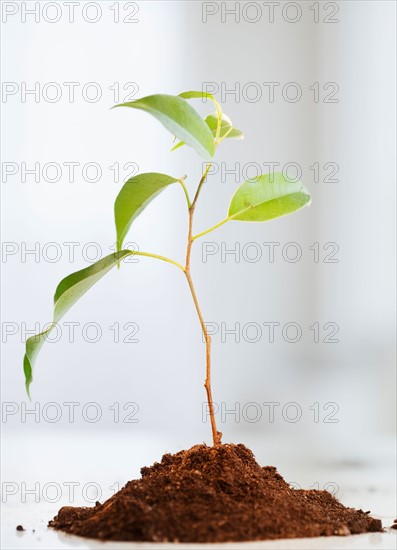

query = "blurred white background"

[1,0,396,477]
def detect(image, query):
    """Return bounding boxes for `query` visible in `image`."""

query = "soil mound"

[49,443,382,542]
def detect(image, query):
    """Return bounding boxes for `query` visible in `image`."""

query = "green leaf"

[115,172,179,252]
[113,94,215,160]
[23,250,132,397]
[205,113,244,140]
[228,173,311,222]
[179,90,217,102]
[179,91,223,144]
[170,140,185,152]
[171,113,243,152]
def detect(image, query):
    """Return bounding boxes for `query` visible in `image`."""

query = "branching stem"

[136,147,224,444]
[184,162,222,446]
[130,162,223,445]
[192,205,254,241]
[178,178,191,208]
[131,251,185,271]
[192,218,229,241]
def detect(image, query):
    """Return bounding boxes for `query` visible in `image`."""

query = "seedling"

[23,91,311,446]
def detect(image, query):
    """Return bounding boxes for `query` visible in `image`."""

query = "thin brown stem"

[184,163,222,446]
[192,163,212,208]
[184,270,221,446]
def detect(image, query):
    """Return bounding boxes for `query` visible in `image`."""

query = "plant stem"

[213,99,223,144]
[217,126,233,143]
[192,162,212,207]
[178,178,192,208]
[192,205,256,241]
[184,163,222,447]
[131,251,185,271]
[192,217,229,241]
[184,270,221,446]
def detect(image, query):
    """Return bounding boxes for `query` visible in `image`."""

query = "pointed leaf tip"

[114,173,180,252]
[23,251,133,395]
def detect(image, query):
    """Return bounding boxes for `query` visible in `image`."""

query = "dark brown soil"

[49,443,382,543]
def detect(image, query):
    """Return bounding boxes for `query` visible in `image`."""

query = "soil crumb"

[49,443,382,543]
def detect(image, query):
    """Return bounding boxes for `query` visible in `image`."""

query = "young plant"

[23,91,311,446]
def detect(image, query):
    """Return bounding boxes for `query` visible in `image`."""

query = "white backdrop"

[1,1,395,467]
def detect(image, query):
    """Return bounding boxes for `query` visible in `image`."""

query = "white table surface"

[1,432,396,550]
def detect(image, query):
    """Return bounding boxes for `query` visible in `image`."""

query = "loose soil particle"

[49,443,382,543]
